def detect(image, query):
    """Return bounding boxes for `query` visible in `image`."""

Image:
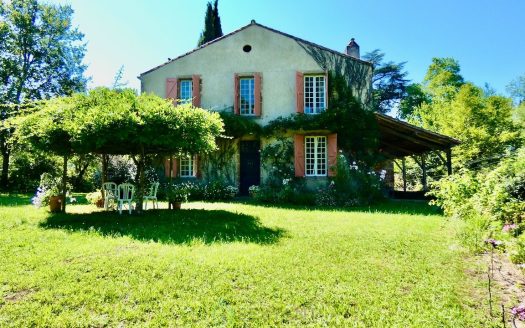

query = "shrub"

[86,190,103,205]
[315,154,384,207]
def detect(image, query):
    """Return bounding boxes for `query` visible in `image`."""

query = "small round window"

[243,45,252,53]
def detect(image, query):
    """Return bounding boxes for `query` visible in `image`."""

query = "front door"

[239,140,261,195]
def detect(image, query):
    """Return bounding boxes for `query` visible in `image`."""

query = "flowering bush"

[166,183,189,203]
[511,304,525,321]
[86,190,103,206]
[315,154,384,207]
[31,173,62,208]
[165,179,238,202]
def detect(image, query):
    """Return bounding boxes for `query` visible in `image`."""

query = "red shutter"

[234,74,240,115]
[294,135,305,177]
[327,133,337,177]
[296,72,304,113]
[172,158,178,177]
[166,78,178,105]
[192,75,201,107]
[254,73,262,117]
[164,158,171,177]
[324,72,329,110]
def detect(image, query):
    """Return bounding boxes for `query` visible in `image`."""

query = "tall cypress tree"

[197,0,223,46]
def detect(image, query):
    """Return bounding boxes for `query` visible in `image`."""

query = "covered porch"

[375,113,460,198]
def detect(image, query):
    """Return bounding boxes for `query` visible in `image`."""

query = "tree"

[0,0,87,189]
[197,0,223,46]
[362,49,409,114]
[398,83,429,119]
[506,73,525,105]
[422,57,464,100]
[16,88,224,213]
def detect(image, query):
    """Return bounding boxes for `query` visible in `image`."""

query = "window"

[179,155,195,177]
[239,77,255,115]
[305,136,327,176]
[304,75,326,114]
[179,80,193,104]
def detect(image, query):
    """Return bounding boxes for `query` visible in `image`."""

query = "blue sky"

[49,0,525,95]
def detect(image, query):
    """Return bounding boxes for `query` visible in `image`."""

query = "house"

[139,21,458,195]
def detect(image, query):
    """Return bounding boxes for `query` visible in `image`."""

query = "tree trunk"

[100,154,109,200]
[134,147,146,213]
[61,155,68,213]
[0,150,9,190]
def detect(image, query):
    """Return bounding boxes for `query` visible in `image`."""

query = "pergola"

[375,113,460,192]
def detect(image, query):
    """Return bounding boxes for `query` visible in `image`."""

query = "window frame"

[304,136,327,177]
[303,74,326,114]
[239,76,255,116]
[179,79,193,104]
[179,155,196,178]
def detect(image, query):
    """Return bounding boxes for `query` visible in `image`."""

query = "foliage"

[0,0,88,188]
[14,87,225,211]
[85,190,102,206]
[264,72,380,165]
[422,57,464,101]
[412,82,521,170]
[260,138,294,187]
[166,179,237,202]
[8,149,61,193]
[316,154,384,206]
[398,83,429,119]
[197,0,223,46]
[507,72,525,105]
[362,49,410,114]
[31,172,63,207]
[430,147,525,253]
[0,196,497,326]
[219,111,262,138]
[166,183,189,203]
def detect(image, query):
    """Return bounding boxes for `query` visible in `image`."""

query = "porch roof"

[375,113,460,158]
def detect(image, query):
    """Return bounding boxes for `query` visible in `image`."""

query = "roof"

[375,113,460,158]
[138,20,372,78]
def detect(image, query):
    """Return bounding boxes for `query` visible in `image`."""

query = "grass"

[0,194,496,327]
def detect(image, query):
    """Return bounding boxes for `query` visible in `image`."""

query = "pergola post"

[446,148,452,176]
[421,154,427,191]
[402,157,407,192]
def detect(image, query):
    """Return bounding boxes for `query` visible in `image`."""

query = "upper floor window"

[239,77,255,115]
[305,136,327,176]
[304,75,326,114]
[179,155,196,177]
[179,79,193,104]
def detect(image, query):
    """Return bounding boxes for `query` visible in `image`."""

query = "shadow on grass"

[234,198,443,216]
[40,209,286,245]
[0,193,32,206]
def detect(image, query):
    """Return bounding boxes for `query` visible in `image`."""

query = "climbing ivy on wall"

[263,72,381,165]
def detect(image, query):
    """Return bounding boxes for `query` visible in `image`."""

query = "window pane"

[304,75,326,114]
[240,78,255,115]
[180,155,194,177]
[179,80,193,104]
[304,136,326,176]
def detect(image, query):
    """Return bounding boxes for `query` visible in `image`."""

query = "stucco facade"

[140,21,373,193]
[140,22,372,124]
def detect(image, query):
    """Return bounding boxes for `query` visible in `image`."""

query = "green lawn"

[0,195,495,327]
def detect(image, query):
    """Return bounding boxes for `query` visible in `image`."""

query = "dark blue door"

[240,140,261,195]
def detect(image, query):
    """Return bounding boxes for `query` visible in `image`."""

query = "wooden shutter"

[192,75,201,107]
[254,73,262,117]
[294,135,305,177]
[296,72,304,113]
[164,157,179,177]
[234,74,240,115]
[166,78,178,105]
[327,133,337,177]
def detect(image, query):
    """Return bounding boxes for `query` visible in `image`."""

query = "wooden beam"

[421,154,427,192]
[381,127,447,150]
[446,148,452,175]
[381,141,418,157]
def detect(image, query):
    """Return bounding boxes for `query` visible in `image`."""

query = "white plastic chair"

[102,182,118,211]
[117,183,135,214]
[143,182,160,210]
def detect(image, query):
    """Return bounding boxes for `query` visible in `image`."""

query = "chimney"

[346,38,360,59]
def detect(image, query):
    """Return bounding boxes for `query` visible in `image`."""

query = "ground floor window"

[179,155,196,177]
[305,136,327,176]
[179,79,193,104]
